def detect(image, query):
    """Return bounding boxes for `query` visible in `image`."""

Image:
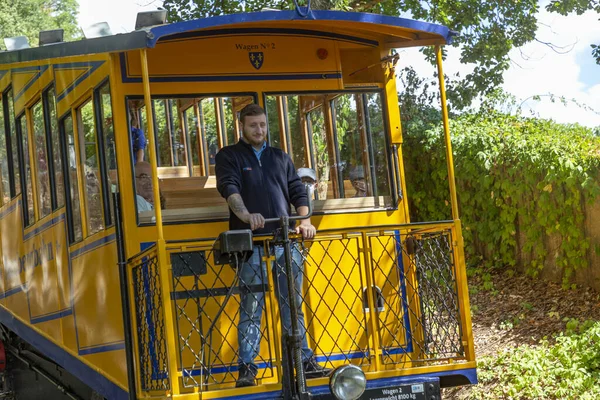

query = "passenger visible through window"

[126,95,255,220]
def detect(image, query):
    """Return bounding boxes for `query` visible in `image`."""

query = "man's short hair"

[239,104,266,124]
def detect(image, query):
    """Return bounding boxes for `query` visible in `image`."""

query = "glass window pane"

[20,116,34,225]
[7,93,20,195]
[334,94,365,199]
[154,100,171,167]
[169,100,186,166]
[64,116,82,242]
[99,83,115,225]
[266,92,391,203]
[266,96,281,149]
[366,93,390,197]
[32,101,51,218]
[185,107,201,169]
[223,98,237,146]
[46,88,64,209]
[0,98,9,204]
[201,98,218,176]
[78,100,104,235]
[308,106,332,199]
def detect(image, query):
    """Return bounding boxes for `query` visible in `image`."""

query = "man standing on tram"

[216,104,330,387]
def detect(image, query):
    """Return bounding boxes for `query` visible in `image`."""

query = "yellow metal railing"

[127,221,474,395]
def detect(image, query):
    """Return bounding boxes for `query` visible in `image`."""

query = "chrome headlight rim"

[329,364,367,400]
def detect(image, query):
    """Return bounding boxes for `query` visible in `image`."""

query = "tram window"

[266,92,391,203]
[200,98,219,175]
[44,87,65,209]
[0,97,9,204]
[154,99,187,168]
[266,96,307,168]
[63,115,83,242]
[17,115,34,225]
[199,96,254,175]
[31,100,51,218]
[77,100,104,235]
[184,105,202,174]
[97,82,116,225]
[6,92,20,196]
[127,95,253,180]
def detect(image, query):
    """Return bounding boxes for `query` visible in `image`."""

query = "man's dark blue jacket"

[215,140,308,234]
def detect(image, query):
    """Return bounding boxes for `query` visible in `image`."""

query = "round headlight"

[329,365,367,400]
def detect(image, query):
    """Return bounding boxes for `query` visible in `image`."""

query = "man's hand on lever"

[227,194,265,231]
[295,205,316,240]
[244,213,265,231]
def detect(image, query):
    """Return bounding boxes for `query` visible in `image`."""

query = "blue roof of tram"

[149,10,455,46]
[0,10,455,65]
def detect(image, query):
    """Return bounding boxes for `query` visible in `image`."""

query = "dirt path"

[445,267,600,399]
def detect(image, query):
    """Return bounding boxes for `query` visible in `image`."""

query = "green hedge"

[403,111,600,284]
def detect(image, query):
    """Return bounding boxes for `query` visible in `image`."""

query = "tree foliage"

[0,0,80,49]
[162,0,543,109]
[546,0,600,64]
[403,104,600,286]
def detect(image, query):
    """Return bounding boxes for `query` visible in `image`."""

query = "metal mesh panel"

[170,246,275,388]
[272,237,371,369]
[130,225,466,393]
[369,229,463,365]
[131,251,170,391]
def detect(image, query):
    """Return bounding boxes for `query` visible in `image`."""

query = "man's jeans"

[237,244,313,368]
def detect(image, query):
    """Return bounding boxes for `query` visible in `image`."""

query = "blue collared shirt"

[253,141,267,161]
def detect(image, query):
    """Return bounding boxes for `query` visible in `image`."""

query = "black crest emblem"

[249,52,264,70]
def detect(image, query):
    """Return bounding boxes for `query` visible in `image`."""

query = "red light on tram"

[317,48,328,60]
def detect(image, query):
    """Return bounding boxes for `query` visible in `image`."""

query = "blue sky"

[78,1,600,128]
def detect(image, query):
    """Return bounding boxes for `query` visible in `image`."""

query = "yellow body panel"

[0,12,474,400]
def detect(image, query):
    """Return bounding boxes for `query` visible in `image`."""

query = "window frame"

[42,84,63,211]
[30,97,52,219]
[2,87,17,198]
[92,79,116,228]
[76,97,105,236]
[0,92,10,204]
[15,111,35,226]
[59,110,84,244]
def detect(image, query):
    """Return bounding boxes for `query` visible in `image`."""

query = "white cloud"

[501,7,600,127]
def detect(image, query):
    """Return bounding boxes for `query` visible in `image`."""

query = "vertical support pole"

[139,49,164,242]
[299,100,312,169]
[139,49,181,394]
[114,191,138,400]
[215,98,224,148]
[194,103,206,176]
[276,96,289,153]
[436,47,475,362]
[360,232,383,372]
[435,46,459,221]
[323,98,339,198]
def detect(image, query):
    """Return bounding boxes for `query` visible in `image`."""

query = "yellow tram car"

[0,7,476,400]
